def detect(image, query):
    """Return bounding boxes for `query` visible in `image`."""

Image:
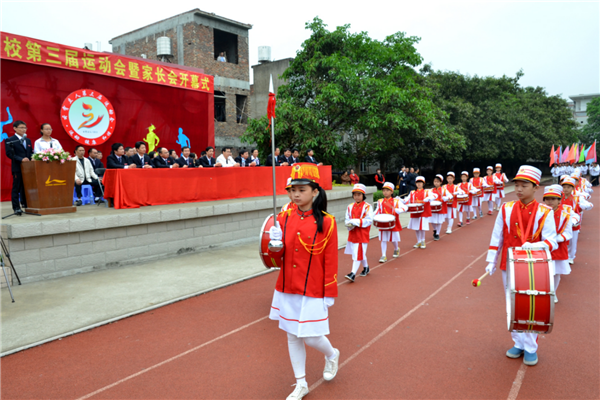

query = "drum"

[507,247,555,334]
[407,203,424,214]
[473,188,483,197]
[430,200,443,213]
[495,184,504,190]
[259,214,284,269]
[373,214,396,230]
[483,186,494,193]
[456,194,469,204]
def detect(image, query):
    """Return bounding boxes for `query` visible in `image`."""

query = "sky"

[1,0,598,100]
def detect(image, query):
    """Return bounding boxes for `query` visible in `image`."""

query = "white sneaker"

[554,294,558,304]
[379,256,387,263]
[413,242,420,248]
[446,228,452,234]
[323,348,340,381]
[420,241,426,249]
[286,384,309,400]
[568,259,574,264]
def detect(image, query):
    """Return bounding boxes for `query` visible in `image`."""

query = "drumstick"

[471,271,489,287]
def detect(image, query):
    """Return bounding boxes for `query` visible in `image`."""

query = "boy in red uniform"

[402,176,436,248]
[456,171,475,227]
[443,172,458,233]
[470,167,484,219]
[482,166,502,215]
[344,184,373,282]
[484,165,557,366]
[494,163,509,210]
[430,174,451,240]
[268,163,340,400]
[375,182,407,262]
[542,185,577,303]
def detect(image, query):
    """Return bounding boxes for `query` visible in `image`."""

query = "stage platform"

[0,186,376,284]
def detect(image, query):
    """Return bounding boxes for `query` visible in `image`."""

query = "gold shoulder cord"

[298,213,335,255]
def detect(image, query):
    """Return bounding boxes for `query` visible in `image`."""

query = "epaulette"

[322,211,335,220]
[539,203,552,211]
[505,200,516,208]
[278,209,292,217]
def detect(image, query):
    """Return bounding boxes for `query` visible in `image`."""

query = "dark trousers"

[75,179,102,199]
[399,184,408,197]
[591,176,599,186]
[11,170,27,211]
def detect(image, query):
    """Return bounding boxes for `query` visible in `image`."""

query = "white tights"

[554,274,561,291]
[432,223,443,233]
[415,230,426,243]
[381,241,398,256]
[447,218,454,229]
[568,230,579,260]
[487,200,494,212]
[352,259,368,274]
[287,333,336,385]
[495,197,503,208]
[472,206,481,218]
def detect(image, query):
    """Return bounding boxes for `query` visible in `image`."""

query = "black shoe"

[359,267,370,277]
[75,199,83,206]
[433,231,440,241]
[94,197,100,203]
[14,209,23,216]
[345,272,355,282]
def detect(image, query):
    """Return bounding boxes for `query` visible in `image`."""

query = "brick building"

[110,9,252,148]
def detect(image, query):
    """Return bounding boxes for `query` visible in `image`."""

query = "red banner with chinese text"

[1,31,213,93]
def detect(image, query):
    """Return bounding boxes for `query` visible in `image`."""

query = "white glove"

[485,263,496,276]
[556,234,565,243]
[394,208,404,214]
[521,242,545,249]
[351,219,362,227]
[324,297,335,308]
[269,226,282,241]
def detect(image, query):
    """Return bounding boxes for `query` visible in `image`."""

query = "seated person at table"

[305,149,323,166]
[97,151,104,164]
[234,149,256,167]
[291,148,300,165]
[124,147,136,164]
[148,151,156,160]
[216,147,240,167]
[107,143,136,169]
[153,147,179,168]
[169,149,179,160]
[198,147,221,167]
[266,147,289,166]
[88,147,104,170]
[176,147,200,168]
[74,145,102,205]
[131,141,153,168]
[340,171,351,185]
[281,148,293,165]
[250,148,261,166]
[189,152,198,167]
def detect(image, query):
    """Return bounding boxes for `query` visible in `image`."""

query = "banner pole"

[271,116,278,227]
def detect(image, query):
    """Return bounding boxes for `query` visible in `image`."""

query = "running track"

[2,189,598,399]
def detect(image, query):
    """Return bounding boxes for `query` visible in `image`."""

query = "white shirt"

[216,154,236,167]
[251,156,260,166]
[590,166,600,176]
[34,137,62,153]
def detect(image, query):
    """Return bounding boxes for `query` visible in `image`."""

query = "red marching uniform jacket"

[470,177,484,196]
[484,175,498,194]
[276,209,338,298]
[430,187,448,214]
[375,198,403,232]
[561,195,582,232]
[551,204,572,261]
[407,189,432,218]
[347,201,372,243]
[443,183,458,208]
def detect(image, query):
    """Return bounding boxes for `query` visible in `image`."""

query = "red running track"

[2,189,598,399]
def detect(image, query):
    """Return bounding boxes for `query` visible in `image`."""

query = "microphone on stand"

[21,133,27,144]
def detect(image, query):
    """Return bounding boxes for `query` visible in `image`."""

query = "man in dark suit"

[88,148,104,170]
[405,167,416,193]
[281,148,293,165]
[266,147,289,167]
[198,146,221,167]
[4,120,33,214]
[291,149,301,165]
[305,149,323,166]
[153,147,180,168]
[397,166,408,197]
[107,143,137,169]
[131,141,153,168]
[234,149,256,167]
[176,147,199,168]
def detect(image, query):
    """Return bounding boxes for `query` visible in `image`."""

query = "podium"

[21,160,77,215]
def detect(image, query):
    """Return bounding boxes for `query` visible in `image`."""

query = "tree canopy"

[242,18,579,171]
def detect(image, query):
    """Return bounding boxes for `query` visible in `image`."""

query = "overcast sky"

[2,0,598,100]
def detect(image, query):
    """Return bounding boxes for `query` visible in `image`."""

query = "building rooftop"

[569,93,600,99]
[110,8,252,42]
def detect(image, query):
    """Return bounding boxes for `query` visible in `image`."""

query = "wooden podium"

[21,160,77,215]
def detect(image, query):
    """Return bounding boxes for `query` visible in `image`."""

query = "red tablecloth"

[102,166,332,209]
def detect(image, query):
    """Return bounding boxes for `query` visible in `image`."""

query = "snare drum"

[259,214,284,269]
[430,200,443,213]
[507,247,555,334]
[495,184,504,190]
[407,203,424,214]
[456,194,469,204]
[473,188,483,197]
[483,186,494,193]
[373,214,396,230]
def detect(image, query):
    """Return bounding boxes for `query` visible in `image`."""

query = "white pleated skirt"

[379,230,401,242]
[344,242,368,261]
[270,290,330,337]
[446,207,457,219]
[554,260,571,275]
[408,217,430,231]
[497,189,506,198]
[482,193,496,201]
[429,213,446,224]
[471,197,482,207]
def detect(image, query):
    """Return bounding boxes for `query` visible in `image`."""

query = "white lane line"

[507,364,528,400]
[75,316,269,400]
[309,250,488,392]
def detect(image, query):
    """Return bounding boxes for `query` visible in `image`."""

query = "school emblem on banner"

[60,89,116,146]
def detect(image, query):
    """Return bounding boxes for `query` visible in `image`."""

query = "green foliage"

[372,190,399,202]
[580,97,600,147]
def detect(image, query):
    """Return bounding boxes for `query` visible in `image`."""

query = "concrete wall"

[1,188,375,284]
[251,58,293,119]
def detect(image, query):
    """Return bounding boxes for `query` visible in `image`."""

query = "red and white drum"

[456,194,469,204]
[430,200,443,213]
[373,214,395,230]
[473,188,483,197]
[495,183,504,190]
[483,186,494,193]
[507,247,555,334]
[407,203,424,214]
[259,214,284,269]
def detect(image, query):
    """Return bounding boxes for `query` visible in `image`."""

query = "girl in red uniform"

[430,174,450,240]
[443,172,458,233]
[268,163,340,400]
[456,171,475,227]
[482,166,502,215]
[344,184,373,282]
[561,177,593,264]
[402,176,436,248]
[470,168,484,219]
[494,163,509,210]
[375,182,407,261]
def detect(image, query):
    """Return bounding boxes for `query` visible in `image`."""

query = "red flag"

[266,74,276,130]
[549,145,555,167]
[586,140,597,163]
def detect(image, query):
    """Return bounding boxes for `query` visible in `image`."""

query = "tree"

[242,18,465,171]
[580,97,600,159]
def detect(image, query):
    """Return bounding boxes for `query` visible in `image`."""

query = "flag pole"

[270,115,278,227]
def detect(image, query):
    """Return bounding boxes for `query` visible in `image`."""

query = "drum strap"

[515,202,538,245]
